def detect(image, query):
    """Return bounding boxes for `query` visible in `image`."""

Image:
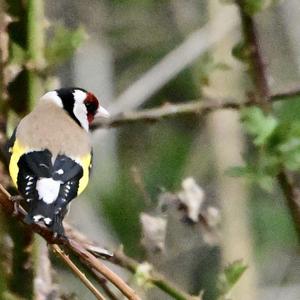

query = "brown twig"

[0,184,140,300]
[51,244,106,300]
[68,239,140,300]
[271,86,300,101]
[91,89,300,130]
[91,273,120,300]
[91,98,250,130]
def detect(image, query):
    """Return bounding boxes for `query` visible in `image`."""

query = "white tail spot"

[36,177,62,204]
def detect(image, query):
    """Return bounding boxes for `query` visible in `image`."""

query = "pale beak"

[96,106,110,118]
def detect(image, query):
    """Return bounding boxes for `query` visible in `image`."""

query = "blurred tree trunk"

[205,1,257,300]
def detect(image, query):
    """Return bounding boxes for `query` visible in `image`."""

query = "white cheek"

[73,103,89,131]
[73,90,86,102]
[73,90,89,131]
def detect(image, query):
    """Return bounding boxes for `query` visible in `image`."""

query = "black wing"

[18,151,83,236]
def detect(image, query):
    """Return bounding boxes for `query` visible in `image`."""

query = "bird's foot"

[10,195,23,216]
[51,214,68,243]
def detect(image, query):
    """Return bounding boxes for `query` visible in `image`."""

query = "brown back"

[16,101,91,158]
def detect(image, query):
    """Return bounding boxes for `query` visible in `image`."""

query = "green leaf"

[275,97,300,123]
[241,107,278,146]
[45,25,87,68]
[217,260,248,298]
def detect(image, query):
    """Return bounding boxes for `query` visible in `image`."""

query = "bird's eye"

[85,101,98,113]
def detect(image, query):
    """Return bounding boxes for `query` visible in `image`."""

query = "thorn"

[10,195,22,216]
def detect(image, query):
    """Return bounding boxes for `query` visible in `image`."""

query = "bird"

[6,87,110,237]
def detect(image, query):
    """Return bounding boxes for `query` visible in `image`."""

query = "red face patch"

[84,92,99,124]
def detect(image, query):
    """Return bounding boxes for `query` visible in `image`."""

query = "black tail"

[25,199,67,236]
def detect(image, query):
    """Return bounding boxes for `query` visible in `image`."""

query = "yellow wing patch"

[9,139,28,187]
[9,138,91,195]
[77,153,92,195]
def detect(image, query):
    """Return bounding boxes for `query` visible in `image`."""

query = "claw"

[50,212,66,240]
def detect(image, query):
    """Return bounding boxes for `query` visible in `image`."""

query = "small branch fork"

[51,244,106,300]
[0,184,139,300]
[0,184,200,300]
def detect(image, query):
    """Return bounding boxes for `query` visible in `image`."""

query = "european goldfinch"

[7,87,109,237]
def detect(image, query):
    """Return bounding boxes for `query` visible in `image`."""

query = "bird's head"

[40,87,110,131]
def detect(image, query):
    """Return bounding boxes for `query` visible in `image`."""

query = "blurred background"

[2,0,300,299]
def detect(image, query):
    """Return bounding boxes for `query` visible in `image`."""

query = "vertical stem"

[237,3,271,107]
[236,2,300,241]
[277,172,300,240]
[26,0,44,109]
[25,2,45,298]
[7,1,46,299]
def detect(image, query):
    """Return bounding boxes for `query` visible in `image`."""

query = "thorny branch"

[236,1,300,241]
[0,184,199,300]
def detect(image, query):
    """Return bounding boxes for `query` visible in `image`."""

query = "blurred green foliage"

[250,187,298,259]
[228,99,300,191]
[45,25,86,70]
[221,0,280,15]
[217,260,248,300]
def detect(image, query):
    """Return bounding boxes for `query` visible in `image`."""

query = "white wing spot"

[33,215,43,222]
[44,218,52,225]
[36,177,62,204]
[56,169,64,175]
